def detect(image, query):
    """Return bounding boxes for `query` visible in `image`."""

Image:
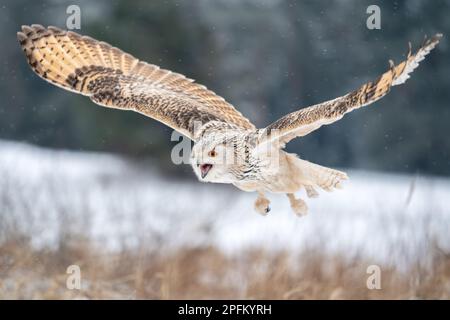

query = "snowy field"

[0,139,449,270]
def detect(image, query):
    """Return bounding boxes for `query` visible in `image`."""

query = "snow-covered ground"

[0,139,449,269]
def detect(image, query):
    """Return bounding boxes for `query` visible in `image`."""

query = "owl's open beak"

[199,164,213,178]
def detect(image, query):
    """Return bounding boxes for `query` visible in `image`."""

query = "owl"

[17,25,442,216]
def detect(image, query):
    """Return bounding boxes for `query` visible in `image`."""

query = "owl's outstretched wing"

[259,34,442,146]
[17,25,255,140]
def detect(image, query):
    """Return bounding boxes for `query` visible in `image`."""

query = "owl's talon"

[255,192,271,216]
[256,204,270,216]
[287,193,308,217]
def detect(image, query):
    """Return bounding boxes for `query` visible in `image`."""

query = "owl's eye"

[208,150,217,157]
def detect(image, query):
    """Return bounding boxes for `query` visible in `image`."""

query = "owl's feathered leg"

[254,192,271,215]
[304,185,319,198]
[286,193,308,216]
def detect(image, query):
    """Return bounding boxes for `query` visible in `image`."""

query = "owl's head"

[190,135,238,184]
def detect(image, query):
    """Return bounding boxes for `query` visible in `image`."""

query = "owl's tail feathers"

[297,159,349,193]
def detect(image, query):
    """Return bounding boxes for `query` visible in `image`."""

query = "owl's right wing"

[258,34,442,146]
[17,25,255,141]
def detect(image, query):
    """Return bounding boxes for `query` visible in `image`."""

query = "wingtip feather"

[17,31,27,43]
[21,25,33,35]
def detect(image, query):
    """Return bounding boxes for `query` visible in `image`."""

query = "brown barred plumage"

[261,33,442,145]
[17,24,255,140]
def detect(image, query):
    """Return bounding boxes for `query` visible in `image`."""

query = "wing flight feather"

[17,25,255,140]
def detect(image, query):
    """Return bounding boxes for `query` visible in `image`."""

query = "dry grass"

[1,234,449,299]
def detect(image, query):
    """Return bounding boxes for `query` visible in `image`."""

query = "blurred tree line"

[0,0,449,176]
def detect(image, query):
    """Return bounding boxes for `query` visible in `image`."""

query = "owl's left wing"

[17,25,255,141]
[259,34,442,146]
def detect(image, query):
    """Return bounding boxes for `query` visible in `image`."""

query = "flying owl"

[17,25,442,216]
